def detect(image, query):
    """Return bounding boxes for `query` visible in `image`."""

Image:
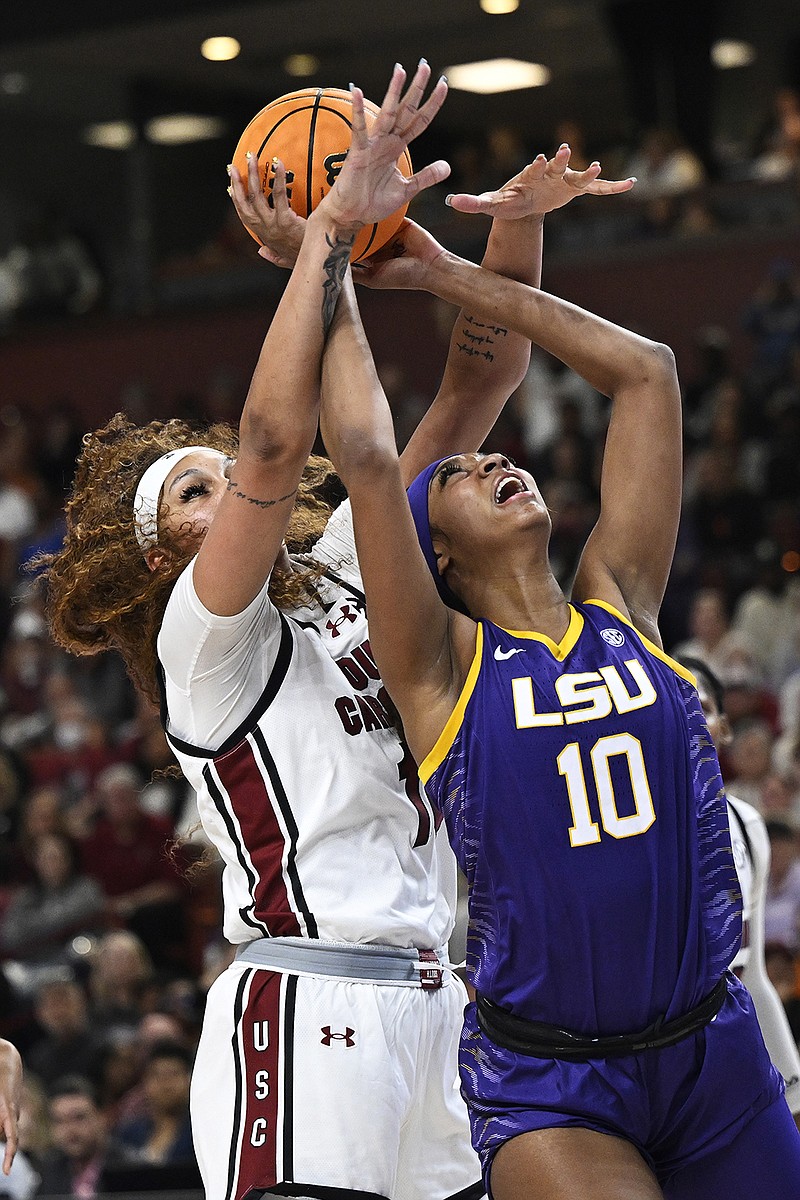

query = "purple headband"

[406,457,469,615]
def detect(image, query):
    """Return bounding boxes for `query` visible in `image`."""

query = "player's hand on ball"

[228,154,305,267]
[320,61,450,232]
[352,219,446,291]
[445,143,636,218]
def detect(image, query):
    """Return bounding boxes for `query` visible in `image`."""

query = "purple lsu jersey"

[420,599,742,1037]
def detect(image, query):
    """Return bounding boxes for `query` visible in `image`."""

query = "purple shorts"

[460,973,789,1194]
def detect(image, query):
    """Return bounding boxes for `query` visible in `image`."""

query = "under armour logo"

[320,1026,355,1047]
[326,605,358,638]
[601,628,625,647]
[494,645,524,661]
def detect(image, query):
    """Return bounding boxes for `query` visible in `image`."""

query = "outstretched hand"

[320,61,451,231]
[445,143,635,218]
[228,156,305,267]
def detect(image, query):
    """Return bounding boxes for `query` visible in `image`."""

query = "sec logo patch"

[601,628,625,647]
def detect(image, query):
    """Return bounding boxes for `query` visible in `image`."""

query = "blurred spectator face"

[689,589,729,645]
[96,769,141,828]
[731,722,773,783]
[765,942,798,1002]
[138,1012,184,1051]
[22,785,63,841]
[50,1092,105,1163]
[35,980,87,1038]
[143,1051,191,1117]
[693,676,731,752]
[100,1036,141,1104]
[32,832,75,889]
[769,829,798,881]
[92,931,152,1005]
[760,774,795,820]
[52,697,104,752]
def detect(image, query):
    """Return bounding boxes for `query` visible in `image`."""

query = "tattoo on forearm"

[321,232,355,333]
[457,313,508,362]
[226,479,298,508]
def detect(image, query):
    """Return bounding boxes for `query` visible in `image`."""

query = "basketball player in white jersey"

[44,64,634,1200]
[679,655,800,1123]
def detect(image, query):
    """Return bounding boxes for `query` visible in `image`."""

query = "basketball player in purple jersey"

[42,64,635,1200]
[314,182,800,1194]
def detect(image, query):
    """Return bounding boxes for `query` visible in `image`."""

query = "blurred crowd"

[0,112,799,1196]
[3,85,800,328]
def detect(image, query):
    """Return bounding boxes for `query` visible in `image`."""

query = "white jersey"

[158,500,456,949]
[728,793,800,1114]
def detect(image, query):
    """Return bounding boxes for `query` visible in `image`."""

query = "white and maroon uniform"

[728,794,800,1116]
[158,501,481,1200]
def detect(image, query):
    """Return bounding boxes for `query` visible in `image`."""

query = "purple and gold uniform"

[420,599,788,1189]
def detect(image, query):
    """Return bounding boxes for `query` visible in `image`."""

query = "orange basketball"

[232,87,412,263]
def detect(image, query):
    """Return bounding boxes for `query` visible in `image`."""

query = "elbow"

[334,428,397,482]
[641,340,678,386]
[239,408,316,464]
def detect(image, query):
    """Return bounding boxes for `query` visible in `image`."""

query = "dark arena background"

[0,2,799,1195]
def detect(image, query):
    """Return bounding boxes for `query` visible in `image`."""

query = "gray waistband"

[235,937,449,984]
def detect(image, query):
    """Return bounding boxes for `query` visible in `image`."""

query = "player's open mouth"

[494,474,529,504]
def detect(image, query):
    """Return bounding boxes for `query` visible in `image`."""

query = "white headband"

[133,446,213,551]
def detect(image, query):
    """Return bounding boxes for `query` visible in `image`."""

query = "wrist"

[310,199,361,242]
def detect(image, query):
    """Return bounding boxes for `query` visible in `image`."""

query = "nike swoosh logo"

[494,646,525,660]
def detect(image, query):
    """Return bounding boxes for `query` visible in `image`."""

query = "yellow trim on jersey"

[419,623,484,785]
[500,603,584,661]
[584,599,697,686]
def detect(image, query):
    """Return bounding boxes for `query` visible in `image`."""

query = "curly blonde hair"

[40,413,337,704]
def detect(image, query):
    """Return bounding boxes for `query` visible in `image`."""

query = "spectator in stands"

[722,655,780,734]
[6,208,103,325]
[114,1041,194,1167]
[743,258,800,393]
[0,832,105,963]
[17,1073,51,1174]
[765,941,800,1044]
[683,324,735,441]
[80,765,183,967]
[672,586,750,683]
[682,445,765,584]
[623,126,705,200]
[751,86,800,181]
[25,978,104,1091]
[765,821,800,952]
[35,1076,137,1199]
[95,1029,143,1129]
[88,931,154,1037]
[0,748,27,887]
[727,719,779,810]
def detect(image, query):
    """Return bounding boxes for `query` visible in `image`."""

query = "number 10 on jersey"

[557,732,656,847]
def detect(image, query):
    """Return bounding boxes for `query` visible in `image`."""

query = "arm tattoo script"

[226,479,298,508]
[456,313,509,363]
[321,232,355,334]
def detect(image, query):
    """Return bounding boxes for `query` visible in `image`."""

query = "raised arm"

[241,145,635,488]
[368,146,636,483]
[192,63,448,616]
[320,278,474,763]
[381,249,680,643]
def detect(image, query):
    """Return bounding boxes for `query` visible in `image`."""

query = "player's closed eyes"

[436,461,466,486]
[179,482,209,502]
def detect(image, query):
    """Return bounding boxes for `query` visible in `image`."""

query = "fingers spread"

[405,158,451,200]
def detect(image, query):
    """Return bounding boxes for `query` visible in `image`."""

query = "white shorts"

[191,941,484,1200]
